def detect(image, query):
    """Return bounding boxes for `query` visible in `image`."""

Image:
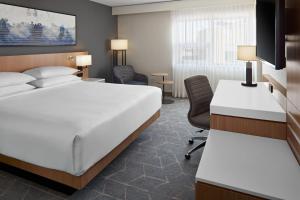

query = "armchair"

[113,65,148,85]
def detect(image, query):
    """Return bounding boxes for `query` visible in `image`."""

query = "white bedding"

[0,81,161,176]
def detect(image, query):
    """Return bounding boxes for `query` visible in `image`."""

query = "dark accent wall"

[0,0,117,79]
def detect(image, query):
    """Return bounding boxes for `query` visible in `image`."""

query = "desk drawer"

[196,182,266,200]
[210,114,286,140]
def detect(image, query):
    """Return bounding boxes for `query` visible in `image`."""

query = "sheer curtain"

[172,3,256,97]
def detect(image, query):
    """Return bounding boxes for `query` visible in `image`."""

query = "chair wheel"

[188,139,194,144]
[185,154,191,160]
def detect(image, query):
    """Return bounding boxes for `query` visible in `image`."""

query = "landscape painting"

[0,3,76,46]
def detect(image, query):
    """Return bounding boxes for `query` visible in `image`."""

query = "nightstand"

[84,78,106,83]
[75,66,89,80]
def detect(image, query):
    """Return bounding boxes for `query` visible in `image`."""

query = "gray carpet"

[0,98,205,200]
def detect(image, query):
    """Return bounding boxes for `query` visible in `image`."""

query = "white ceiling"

[90,0,179,7]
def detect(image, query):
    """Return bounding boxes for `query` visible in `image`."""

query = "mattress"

[0,81,161,176]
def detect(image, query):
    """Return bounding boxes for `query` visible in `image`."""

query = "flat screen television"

[256,0,285,70]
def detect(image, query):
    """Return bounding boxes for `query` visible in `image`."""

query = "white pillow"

[29,75,81,88]
[0,84,36,97]
[0,72,36,87]
[23,66,79,79]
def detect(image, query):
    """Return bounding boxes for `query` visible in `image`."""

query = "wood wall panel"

[210,114,286,140]
[287,101,300,139]
[287,101,300,164]
[287,126,300,163]
[195,182,265,200]
[262,74,287,96]
[286,0,300,165]
[286,42,300,110]
[0,52,88,72]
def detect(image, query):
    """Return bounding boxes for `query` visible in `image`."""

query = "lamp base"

[241,82,258,87]
[241,61,257,87]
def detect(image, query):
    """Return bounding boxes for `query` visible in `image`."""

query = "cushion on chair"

[184,75,213,129]
[189,111,210,129]
[113,65,135,83]
[184,75,213,117]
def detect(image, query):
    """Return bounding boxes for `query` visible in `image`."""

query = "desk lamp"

[237,45,258,87]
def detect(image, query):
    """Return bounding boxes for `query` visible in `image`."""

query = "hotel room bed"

[0,81,161,178]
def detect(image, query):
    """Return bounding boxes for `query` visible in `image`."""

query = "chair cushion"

[127,81,148,85]
[184,75,213,117]
[189,111,210,129]
[113,65,135,83]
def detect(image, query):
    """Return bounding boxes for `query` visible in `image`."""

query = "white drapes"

[171,3,256,97]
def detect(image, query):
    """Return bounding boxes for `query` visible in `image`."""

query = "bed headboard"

[0,52,88,72]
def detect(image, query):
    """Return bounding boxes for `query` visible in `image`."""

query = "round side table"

[152,73,174,104]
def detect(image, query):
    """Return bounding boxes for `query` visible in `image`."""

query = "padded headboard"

[0,52,88,72]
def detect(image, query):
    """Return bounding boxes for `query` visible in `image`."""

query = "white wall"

[118,11,173,92]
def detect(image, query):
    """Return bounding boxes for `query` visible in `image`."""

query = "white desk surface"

[210,80,286,122]
[196,129,300,200]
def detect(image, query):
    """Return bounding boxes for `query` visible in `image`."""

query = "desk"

[195,80,296,200]
[195,130,300,200]
[210,80,287,139]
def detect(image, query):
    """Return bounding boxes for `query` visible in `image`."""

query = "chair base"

[185,141,206,160]
[185,129,208,160]
[188,136,208,144]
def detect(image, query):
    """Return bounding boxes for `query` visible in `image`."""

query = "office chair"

[184,75,213,159]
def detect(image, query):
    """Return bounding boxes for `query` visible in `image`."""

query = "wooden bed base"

[0,110,160,189]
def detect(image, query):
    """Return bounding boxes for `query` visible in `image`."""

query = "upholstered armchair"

[113,65,148,85]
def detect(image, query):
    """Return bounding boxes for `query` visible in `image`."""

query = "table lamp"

[237,45,257,87]
[111,39,128,66]
[76,55,92,79]
[76,55,92,67]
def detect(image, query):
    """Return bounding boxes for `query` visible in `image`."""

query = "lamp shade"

[237,45,257,61]
[111,39,128,50]
[76,55,92,66]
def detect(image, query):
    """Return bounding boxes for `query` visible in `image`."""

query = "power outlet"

[269,83,274,93]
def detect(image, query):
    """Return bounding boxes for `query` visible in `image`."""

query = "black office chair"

[184,75,213,159]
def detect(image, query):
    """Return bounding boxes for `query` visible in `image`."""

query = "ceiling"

[90,0,179,7]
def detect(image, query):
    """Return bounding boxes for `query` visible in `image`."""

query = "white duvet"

[0,81,161,176]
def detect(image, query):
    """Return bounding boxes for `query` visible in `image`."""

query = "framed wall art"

[0,3,76,46]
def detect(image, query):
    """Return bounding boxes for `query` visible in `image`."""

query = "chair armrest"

[134,73,148,84]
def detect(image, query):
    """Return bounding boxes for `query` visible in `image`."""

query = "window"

[172,4,256,97]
